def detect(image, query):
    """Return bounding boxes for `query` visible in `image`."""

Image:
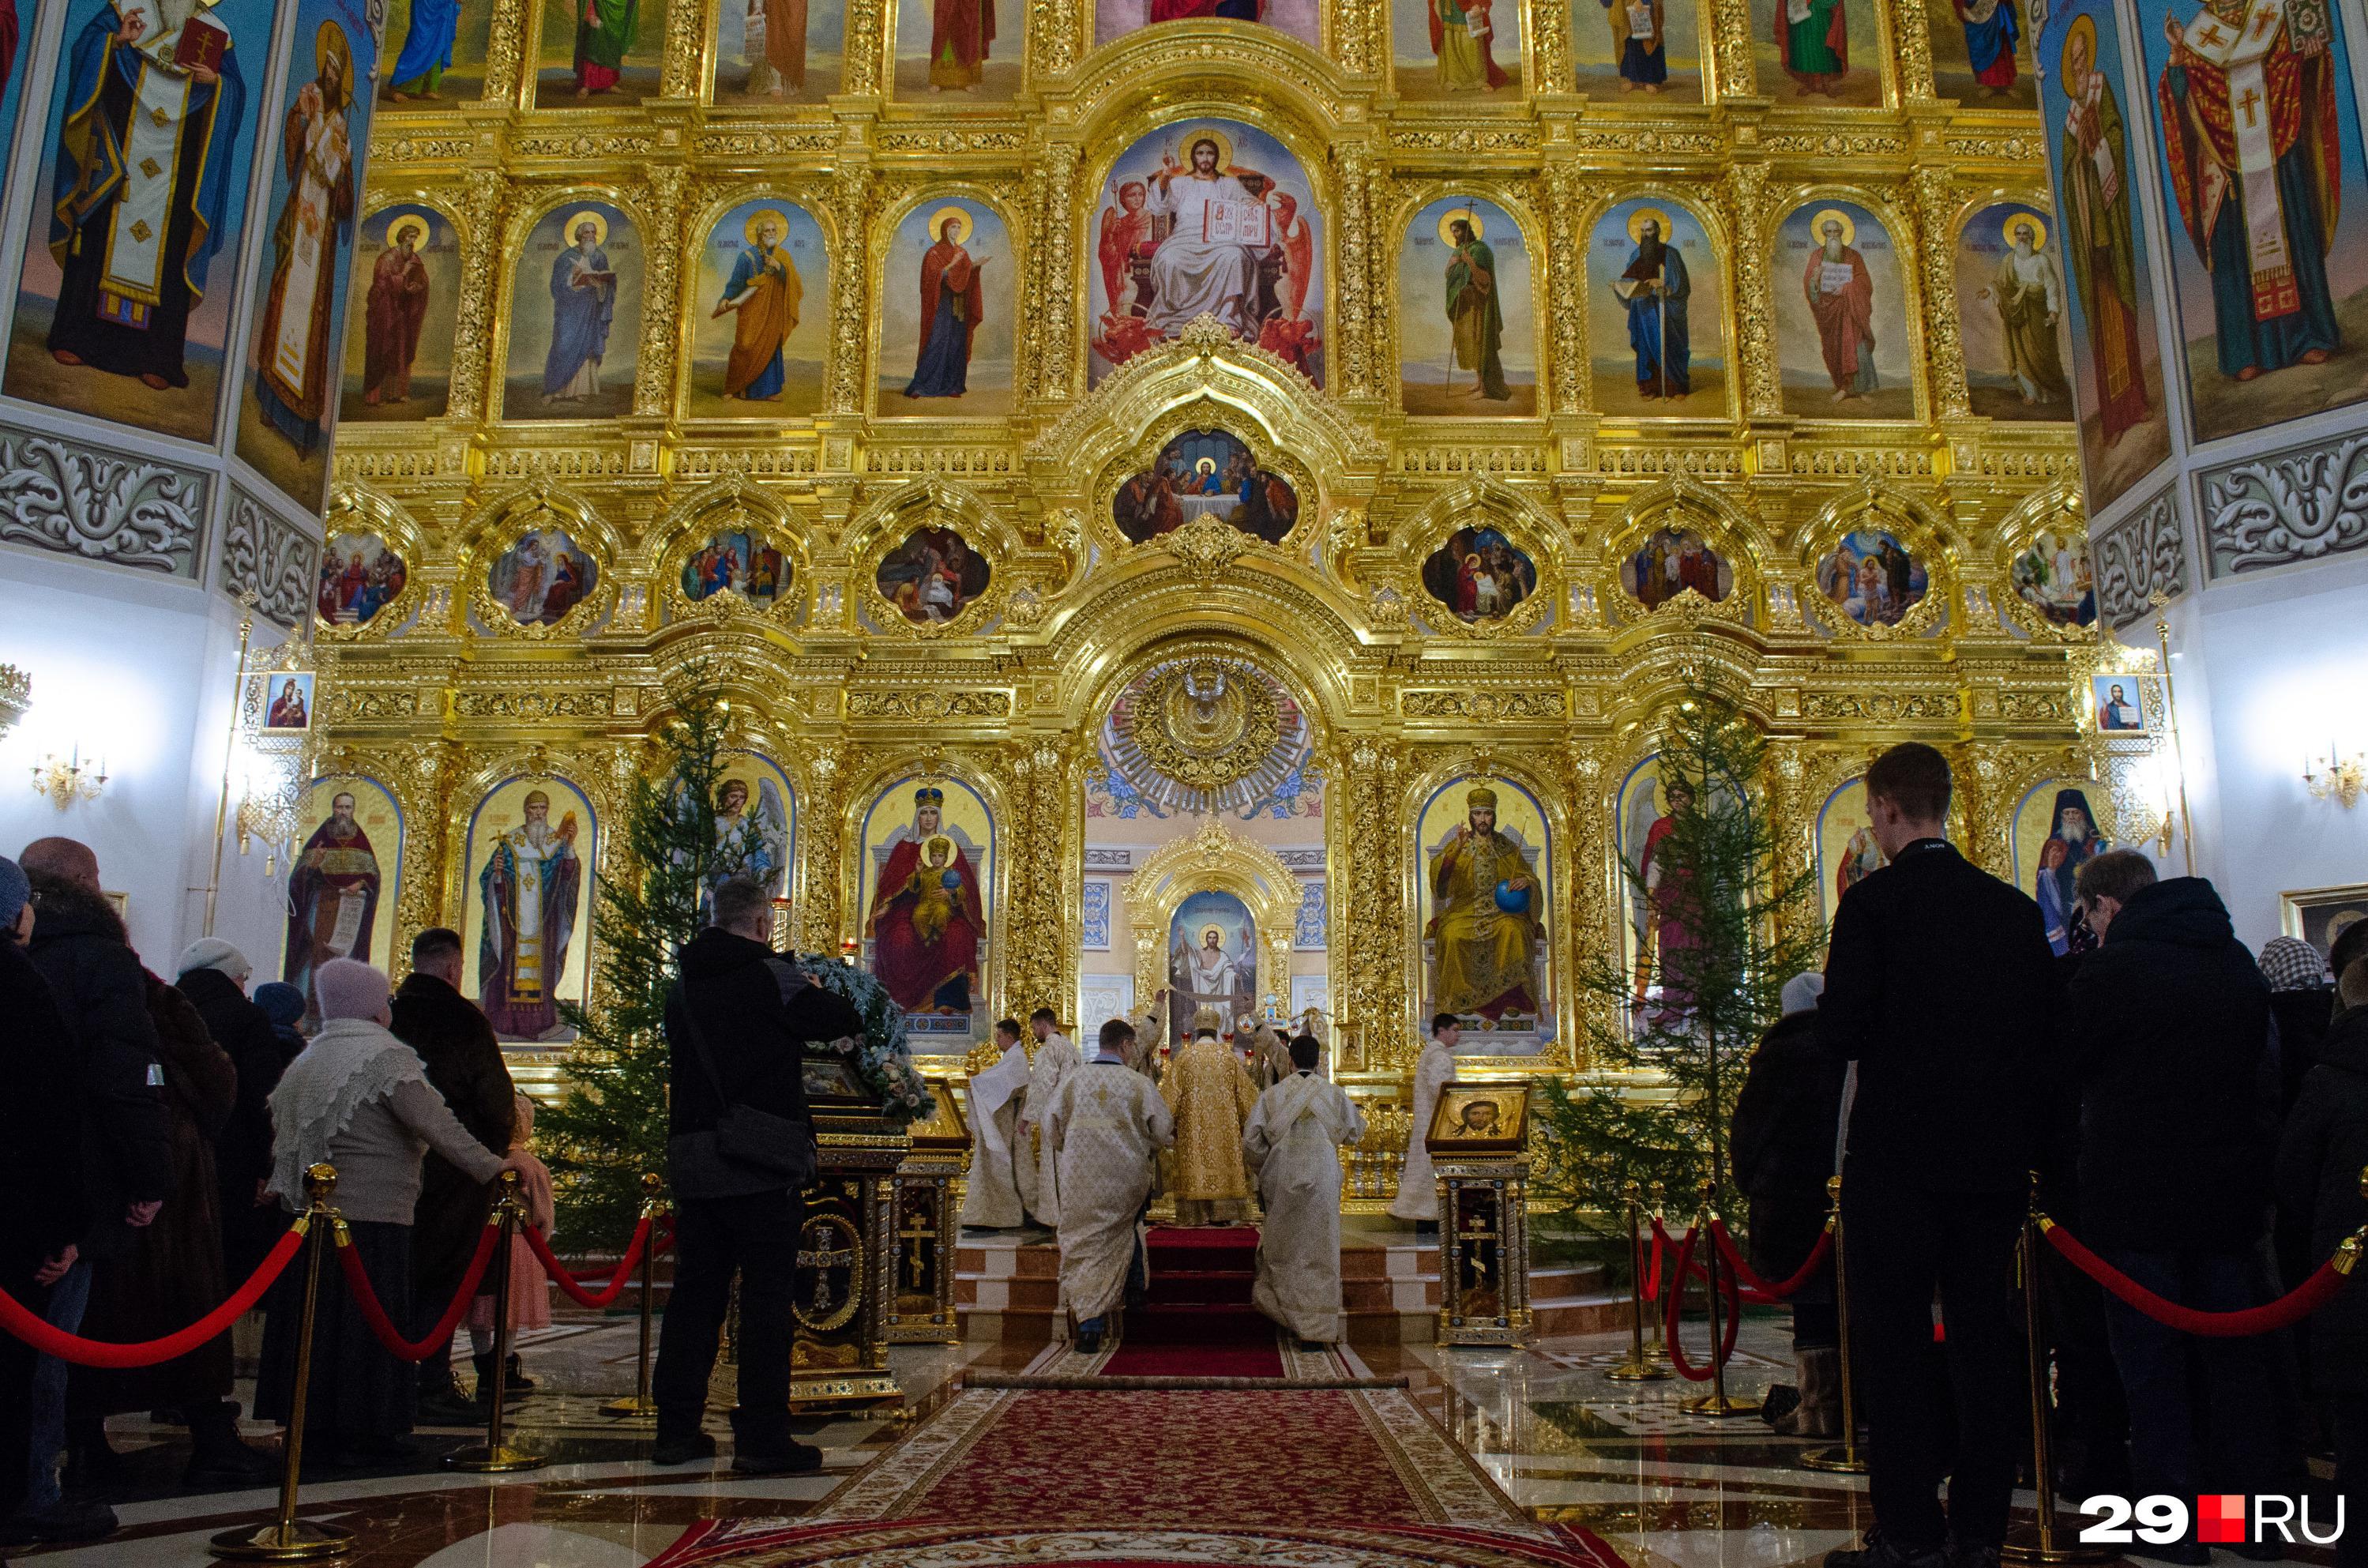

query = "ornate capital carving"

[2199,431,2368,577]
[0,423,208,576]
[220,491,319,627]
[2091,486,2188,629]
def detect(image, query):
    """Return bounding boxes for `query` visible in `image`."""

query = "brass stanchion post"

[212,1164,355,1561]
[1607,1182,1669,1382]
[1802,1175,1866,1473]
[1644,1187,1671,1368]
[1682,1181,1760,1417]
[2003,1172,2114,1565]
[602,1175,664,1419]
[445,1171,547,1472]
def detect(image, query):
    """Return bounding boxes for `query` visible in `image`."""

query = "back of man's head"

[411,926,464,976]
[2331,919,2368,994]
[1099,1017,1136,1055]
[1864,743,1951,824]
[1289,1034,1321,1072]
[709,875,772,937]
[2340,957,2368,1011]
[20,837,100,892]
[1431,1011,1459,1037]
[2075,848,2157,908]
[1031,1006,1058,1028]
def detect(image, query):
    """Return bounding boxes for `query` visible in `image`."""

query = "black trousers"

[2334,1395,2366,1568]
[1843,1175,2025,1550]
[652,1188,802,1449]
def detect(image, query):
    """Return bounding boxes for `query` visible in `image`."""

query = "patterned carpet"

[648,1518,1633,1568]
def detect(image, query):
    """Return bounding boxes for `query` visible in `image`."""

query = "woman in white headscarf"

[2261,935,2335,1115]
[1729,972,1845,1435]
[257,958,524,1469]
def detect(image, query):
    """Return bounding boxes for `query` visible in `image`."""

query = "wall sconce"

[31,745,107,810]
[2304,747,2364,810]
[0,665,28,740]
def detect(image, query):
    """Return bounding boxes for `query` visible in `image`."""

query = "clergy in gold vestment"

[1019,1009,1080,1226]
[1045,1019,1174,1351]
[1160,1009,1261,1225]
[1427,784,1540,1021]
[1245,1036,1366,1344]
[1389,1016,1460,1223]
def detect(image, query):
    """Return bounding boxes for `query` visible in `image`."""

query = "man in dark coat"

[389,926,517,1420]
[2277,958,2368,1568]
[652,877,861,1476]
[1819,745,2058,1568]
[0,858,89,1530]
[69,971,268,1487]
[175,941,302,1284]
[1731,971,1845,1435]
[14,838,169,1543]
[2067,852,2293,1563]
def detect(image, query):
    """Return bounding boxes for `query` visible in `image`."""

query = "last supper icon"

[1112,429,1299,543]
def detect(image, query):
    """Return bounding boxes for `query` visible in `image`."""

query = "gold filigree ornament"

[1117,656,1285,800]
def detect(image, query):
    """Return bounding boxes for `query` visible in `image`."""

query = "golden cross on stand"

[1460,1208,1497,1288]
[899,1207,937,1288]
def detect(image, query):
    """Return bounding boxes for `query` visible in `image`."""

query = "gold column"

[796,743,856,954]
[632,166,690,419]
[1025,141,1083,404]
[1717,163,1784,417]
[842,0,889,96]
[1336,735,1410,1067]
[1911,167,1972,420]
[1544,164,1592,416]
[1705,0,1758,100]
[445,168,512,425]
[1893,0,1941,103]
[827,165,876,416]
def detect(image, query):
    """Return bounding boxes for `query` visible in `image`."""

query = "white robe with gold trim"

[1044,1060,1174,1322]
[1245,1070,1367,1341]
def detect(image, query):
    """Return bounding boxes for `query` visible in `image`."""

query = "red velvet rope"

[0,1223,308,1368]
[336,1222,501,1361]
[1708,1219,1834,1303]
[1641,1223,1665,1306]
[1652,1220,1742,1381]
[2043,1221,2354,1337]
[522,1216,652,1309]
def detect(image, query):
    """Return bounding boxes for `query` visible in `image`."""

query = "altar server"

[1389,1014,1460,1228]
[1245,1035,1366,1346]
[959,1019,1033,1230]
[1044,1018,1173,1354]
[1018,1007,1079,1226]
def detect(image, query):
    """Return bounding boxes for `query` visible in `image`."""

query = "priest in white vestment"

[1245,1036,1367,1345]
[1388,1013,1460,1226]
[1019,1007,1081,1225]
[959,1018,1032,1229]
[1044,1018,1175,1353]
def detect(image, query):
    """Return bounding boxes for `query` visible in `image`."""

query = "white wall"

[0,547,289,980]
[2162,550,2368,949]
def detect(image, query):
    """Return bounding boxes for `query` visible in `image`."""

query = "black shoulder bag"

[665,979,818,1200]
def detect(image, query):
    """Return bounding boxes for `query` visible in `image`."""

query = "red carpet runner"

[1101,1225,1282,1378]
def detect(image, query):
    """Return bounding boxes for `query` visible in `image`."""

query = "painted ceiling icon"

[1101,655,1310,816]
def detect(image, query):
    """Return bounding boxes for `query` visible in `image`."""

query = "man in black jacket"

[1820,745,2057,1568]
[0,857,89,1528]
[2278,957,2368,1568]
[2067,852,2291,1564]
[652,877,861,1476]
[14,837,167,1543]
[389,927,517,1420]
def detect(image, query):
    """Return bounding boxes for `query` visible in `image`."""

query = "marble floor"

[11,1317,2339,1568]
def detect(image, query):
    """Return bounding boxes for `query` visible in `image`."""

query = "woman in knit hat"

[2262,935,2336,1115]
[257,960,526,1469]
[174,942,302,1288]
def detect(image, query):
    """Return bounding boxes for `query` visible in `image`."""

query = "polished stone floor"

[11,1316,2339,1568]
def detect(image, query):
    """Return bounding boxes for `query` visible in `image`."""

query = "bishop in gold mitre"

[1159,1005,1261,1226]
[1426,784,1541,1021]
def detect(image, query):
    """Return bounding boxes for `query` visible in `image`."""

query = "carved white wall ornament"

[2090,487,2187,630]
[220,490,321,629]
[0,425,208,577]
[2199,432,2368,579]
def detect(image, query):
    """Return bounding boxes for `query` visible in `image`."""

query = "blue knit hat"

[253,981,307,1028]
[0,856,28,929]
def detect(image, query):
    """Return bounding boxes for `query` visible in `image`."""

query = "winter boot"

[504,1352,536,1393]
[182,1400,277,1487]
[1775,1348,1842,1438]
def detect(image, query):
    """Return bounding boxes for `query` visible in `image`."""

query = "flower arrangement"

[797,956,938,1124]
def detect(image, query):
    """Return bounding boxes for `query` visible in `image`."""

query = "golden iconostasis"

[266,0,2182,1081]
